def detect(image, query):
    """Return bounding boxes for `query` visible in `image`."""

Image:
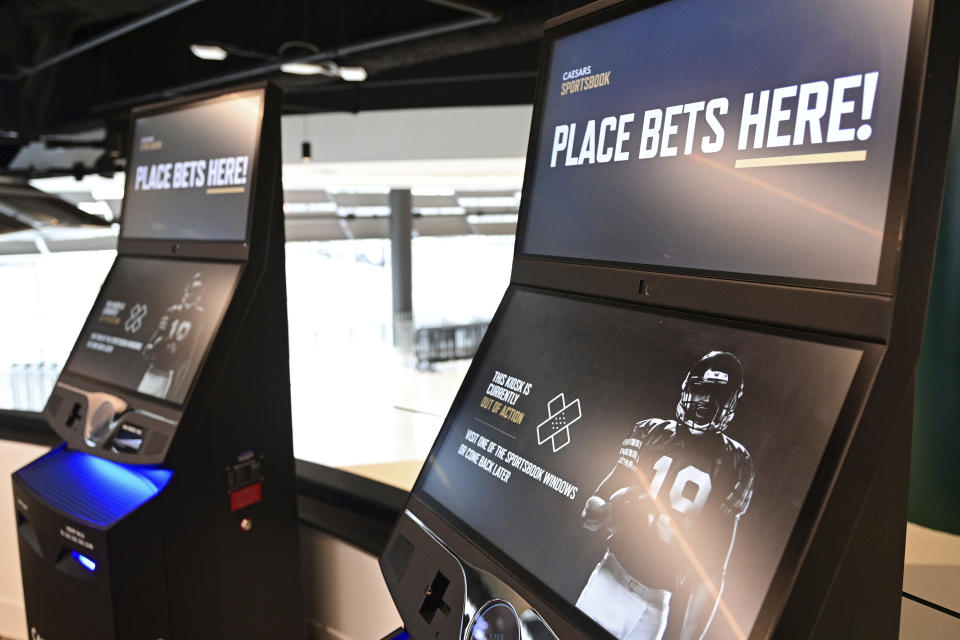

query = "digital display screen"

[519,0,914,286]
[66,257,240,405]
[121,90,263,241]
[419,287,863,639]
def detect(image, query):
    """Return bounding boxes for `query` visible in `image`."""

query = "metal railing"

[414,323,488,368]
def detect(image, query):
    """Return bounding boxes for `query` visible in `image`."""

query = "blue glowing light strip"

[72,550,97,571]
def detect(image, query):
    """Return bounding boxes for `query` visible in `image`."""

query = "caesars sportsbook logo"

[560,65,612,96]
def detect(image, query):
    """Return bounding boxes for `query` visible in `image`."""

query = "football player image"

[577,351,755,640]
[137,272,206,400]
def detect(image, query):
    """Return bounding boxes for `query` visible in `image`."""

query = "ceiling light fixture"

[188,40,367,84]
[189,44,228,61]
[278,59,366,82]
[337,66,368,82]
[279,61,329,76]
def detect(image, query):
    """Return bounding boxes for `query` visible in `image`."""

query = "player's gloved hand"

[609,486,646,511]
[581,496,611,532]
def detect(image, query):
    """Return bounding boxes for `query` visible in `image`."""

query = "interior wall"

[910,72,960,535]
[0,440,48,640]
[299,526,401,640]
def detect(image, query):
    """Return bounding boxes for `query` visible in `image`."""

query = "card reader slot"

[419,571,452,623]
[54,548,96,581]
[109,422,146,454]
[16,512,42,558]
[65,402,84,429]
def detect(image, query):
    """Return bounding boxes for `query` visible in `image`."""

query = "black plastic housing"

[14,83,305,640]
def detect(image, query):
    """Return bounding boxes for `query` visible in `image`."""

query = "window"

[287,234,513,488]
[0,225,513,490]
[0,250,115,411]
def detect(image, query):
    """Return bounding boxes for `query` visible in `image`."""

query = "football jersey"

[143,303,203,372]
[596,418,754,590]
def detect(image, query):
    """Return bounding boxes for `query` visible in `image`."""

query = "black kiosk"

[12,84,304,639]
[380,1,958,639]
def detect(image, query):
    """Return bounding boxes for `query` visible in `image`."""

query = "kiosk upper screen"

[419,287,863,639]
[66,257,240,405]
[519,0,913,286]
[121,90,263,241]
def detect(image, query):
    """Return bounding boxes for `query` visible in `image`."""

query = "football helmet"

[181,272,205,309]
[676,351,744,432]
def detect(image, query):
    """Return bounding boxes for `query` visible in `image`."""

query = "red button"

[229,482,263,512]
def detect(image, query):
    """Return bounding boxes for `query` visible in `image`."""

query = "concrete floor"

[900,523,960,638]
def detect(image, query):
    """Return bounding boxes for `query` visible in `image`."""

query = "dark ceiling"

[0,0,592,172]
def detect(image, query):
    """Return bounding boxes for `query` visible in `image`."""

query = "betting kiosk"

[12,84,304,639]
[379,1,959,639]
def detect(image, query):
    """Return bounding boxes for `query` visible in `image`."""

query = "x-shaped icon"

[125,303,148,333]
[536,393,582,453]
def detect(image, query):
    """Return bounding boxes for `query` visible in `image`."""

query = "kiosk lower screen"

[420,287,863,639]
[66,257,240,405]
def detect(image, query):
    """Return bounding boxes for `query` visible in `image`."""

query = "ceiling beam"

[92,8,501,113]
[16,0,203,78]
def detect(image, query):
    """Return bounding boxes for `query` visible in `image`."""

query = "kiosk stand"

[12,84,304,639]
[378,1,958,639]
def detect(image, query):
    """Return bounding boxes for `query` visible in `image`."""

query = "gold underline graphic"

[734,150,867,169]
[206,186,245,194]
[690,154,883,238]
